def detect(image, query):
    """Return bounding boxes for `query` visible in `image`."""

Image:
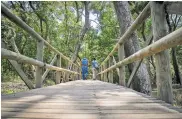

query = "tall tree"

[71,1,90,63]
[150,1,173,103]
[113,1,151,95]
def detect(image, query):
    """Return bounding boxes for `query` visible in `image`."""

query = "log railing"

[98,2,182,104]
[1,4,81,89]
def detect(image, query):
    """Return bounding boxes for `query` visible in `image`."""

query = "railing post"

[97,67,101,80]
[65,61,70,82]
[151,2,173,103]
[35,40,44,88]
[77,67,81,80]
[118,44,125,86]
[104,62,108,82]
[73,65,76,81]
[109,56,113,83]
[101,65,103,81]
[56,55,61,84]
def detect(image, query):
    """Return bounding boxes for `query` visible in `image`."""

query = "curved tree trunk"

[113,1,151,95]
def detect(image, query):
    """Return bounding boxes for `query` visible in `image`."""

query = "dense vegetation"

[1,1,182,106]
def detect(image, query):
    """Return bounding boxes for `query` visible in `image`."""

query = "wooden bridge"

[1,2,182,119]
[2,80,182,119]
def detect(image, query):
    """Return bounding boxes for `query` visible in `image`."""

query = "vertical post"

[101,65,103,81]
[104,62,108,82]
[35,40,44,88]
[65,61,70,82]
[62,72,66,83]
[118,43,125,86]
[73,65,76,81]
[109,56,113,83]
[151,2,173,103]
[56,55,61,84]
[77,67,81,80]
[98,67,101,80]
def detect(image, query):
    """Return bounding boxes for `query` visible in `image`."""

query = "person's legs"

[82,66,88,80]
[95,69,98,80]
[92,68,96,80]
[82,66,85,80]
[85,67,88,80]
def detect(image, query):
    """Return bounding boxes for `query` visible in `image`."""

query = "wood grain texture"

[2,80,182,119]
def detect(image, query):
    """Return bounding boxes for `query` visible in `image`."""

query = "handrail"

[100,3,150,66]
[1,3,78,68]
[98,27,182,75]
[1,48,80,75]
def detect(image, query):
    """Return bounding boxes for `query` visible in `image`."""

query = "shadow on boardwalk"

[1,80,182,119]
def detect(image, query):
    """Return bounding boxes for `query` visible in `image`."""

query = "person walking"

[92,58,99,80]
[81,58,88,80]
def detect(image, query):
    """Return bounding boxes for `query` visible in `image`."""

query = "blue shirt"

[81,58,88,66]
[92,60,98,68]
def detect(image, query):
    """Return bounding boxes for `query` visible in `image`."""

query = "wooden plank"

[1,80,182,119]
[100,114,182,119]
[1,108,179,114]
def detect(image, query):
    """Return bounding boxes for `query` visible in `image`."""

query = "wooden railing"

[98,2,182,104]
[1,4,81,89]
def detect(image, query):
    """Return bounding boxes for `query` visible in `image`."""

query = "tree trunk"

[113,1,151,95]
[166,13,182,85]
[150,1,173,104]
[172,47,182,85]
[71,1,90,63]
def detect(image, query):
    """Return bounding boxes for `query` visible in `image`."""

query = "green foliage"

[1,1,182,91]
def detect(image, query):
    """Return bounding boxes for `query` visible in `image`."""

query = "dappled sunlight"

[2,80,182,118]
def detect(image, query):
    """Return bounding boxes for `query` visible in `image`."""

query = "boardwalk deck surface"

[1,80,182,119]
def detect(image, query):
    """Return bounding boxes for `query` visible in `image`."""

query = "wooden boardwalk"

[1,80,182,119]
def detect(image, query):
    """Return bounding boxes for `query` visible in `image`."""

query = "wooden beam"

[35,40,44,88]
[56,55,61,84]
[127,60,143,88]
[77,67,81,80]
[103,63,108,82]
[98,27,182,75]
[1,42,34,89]
[101,66,104,81]
[118,44,125,86]
[1,3,78,68]
[151,2,173,104]
[1,48,80,75]
[108,56,113,83]
[101,3,150,65]
[42,54,57,82]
